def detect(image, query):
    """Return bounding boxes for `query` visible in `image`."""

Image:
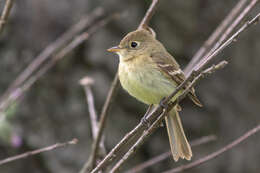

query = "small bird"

[107,28,202,161]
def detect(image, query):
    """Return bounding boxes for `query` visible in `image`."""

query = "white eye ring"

[130,41,139,48]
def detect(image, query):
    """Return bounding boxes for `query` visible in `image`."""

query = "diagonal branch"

[184,0,249,72]
[185,0,259,74]
[162,124,260,173]
[0,138,78,166]
[0,7,104,108]
[193,12,260,73]
[125,135,217,173]
[81,1,161,173]
[0,11,118,116]
[109,61,228,173]
[92,11,260,173]
[0,0,14,34]
[138,0,159,29]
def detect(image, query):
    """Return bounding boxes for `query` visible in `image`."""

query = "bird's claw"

[141,116,150,128]
[159,97,168,110]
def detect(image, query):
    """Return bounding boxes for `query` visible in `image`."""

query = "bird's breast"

[118,57,176,104]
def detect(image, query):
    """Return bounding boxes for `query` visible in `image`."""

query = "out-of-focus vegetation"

[0,0,259,173]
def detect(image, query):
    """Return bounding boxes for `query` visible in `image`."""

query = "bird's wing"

[150,52,202,107]
[150,51,185,85]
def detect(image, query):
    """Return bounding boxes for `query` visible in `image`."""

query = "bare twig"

[163,124,260,173]
[80,77,106,152]
[0,138,78,166]
[91,4,260,173]
[90,110,150,173]
[92,61,226,173]
[87,0,159,173]
[194,12,260,72]
[164,12,260,112]
[80,77,99,138]
[185,0,259,74]
[184,0,249,72]
[80,77,107,172]
[0,8,104,108]
[0,12,119,115]
[79,73,120,173]
[0,0,14,34]
[138,0,159,29]
[125,135,217,173]
[109,61,228,173]
[90,73,119,161]
[110,109,169,173]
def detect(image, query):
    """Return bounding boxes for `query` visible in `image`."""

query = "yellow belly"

[119,60,177,105]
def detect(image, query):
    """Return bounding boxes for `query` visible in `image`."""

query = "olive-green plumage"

[108,29,202,161]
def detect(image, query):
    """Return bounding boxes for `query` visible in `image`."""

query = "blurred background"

[0,0,260,173]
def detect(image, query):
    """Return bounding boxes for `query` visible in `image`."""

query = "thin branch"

[80,77,99,138]
[89,110,150,173]
[194,12,260,72]
[0,0,14,34]
[185,0,259,74]
[82,1,161,173]
[138,0,159,29]
[125,135,217,173]
[92,61,226,173]
[0,12,119,115]
[184,0,249,72]
[0,138,78,166]
[163,124,260,173]
[110,109,169,173]
[91,6,260,173]
[87,0,160,166]
[80,77,107,173]
[91,73,119,161]
[79,73,120,173]
[0,7,104,108]
[1,13,120,172]
[109,61,228,173]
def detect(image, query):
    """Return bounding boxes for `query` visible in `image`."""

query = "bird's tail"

[165,107,192,161]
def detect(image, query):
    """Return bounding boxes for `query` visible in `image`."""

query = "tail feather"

[165,107,192,161]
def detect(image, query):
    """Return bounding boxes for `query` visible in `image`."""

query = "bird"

[107,28,202,161]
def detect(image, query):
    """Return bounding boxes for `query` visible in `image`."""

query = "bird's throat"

[117,52,136,62]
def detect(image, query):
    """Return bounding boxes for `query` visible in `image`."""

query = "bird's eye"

[130,41,138,48]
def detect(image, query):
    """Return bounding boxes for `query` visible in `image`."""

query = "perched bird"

[107,28,202,161]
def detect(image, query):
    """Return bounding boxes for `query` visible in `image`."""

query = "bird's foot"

[141,116,150,128]
[159,97,168,110]
[141,104,153,128]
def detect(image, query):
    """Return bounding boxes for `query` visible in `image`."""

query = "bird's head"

[108,29,162,61]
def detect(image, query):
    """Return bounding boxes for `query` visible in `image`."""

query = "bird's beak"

[107,46,121,53]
